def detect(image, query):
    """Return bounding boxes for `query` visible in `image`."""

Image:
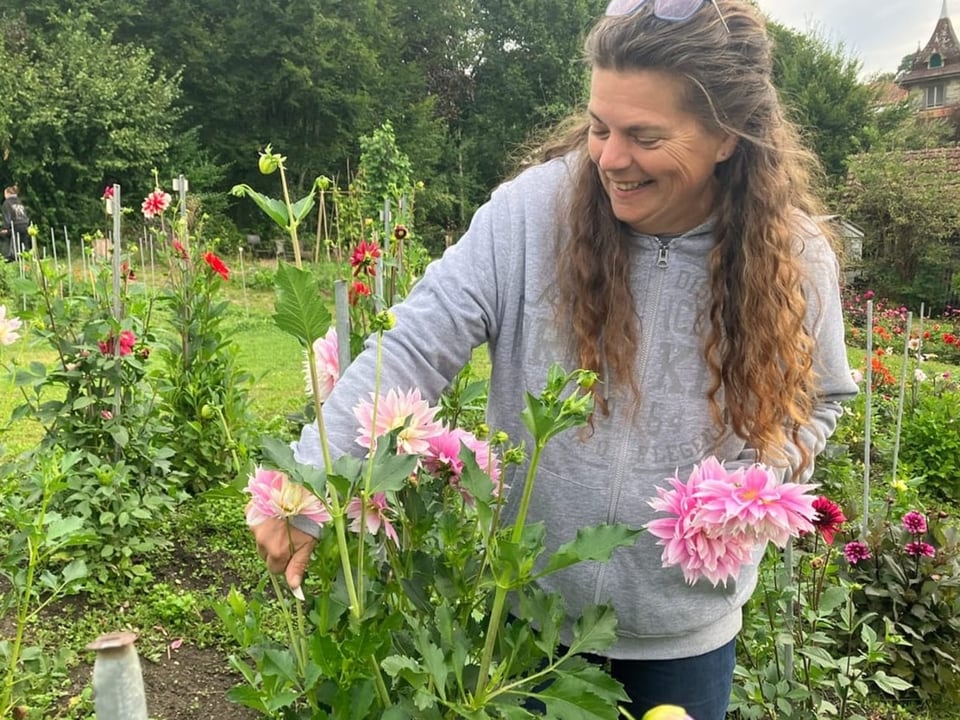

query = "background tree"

[768,21,877,182]
[840,115,960,310]
[0,10,181,232]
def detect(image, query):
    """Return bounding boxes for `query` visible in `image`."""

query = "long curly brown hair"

[539,0,833,476]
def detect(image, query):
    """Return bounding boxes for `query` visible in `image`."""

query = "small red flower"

[810,496,846,546]
[349,280,371,305]
[99,329,136,357]
[350,239,381,276]
[393,224,408,241]
[203,252,230,280]
[102,186,115,200]
[172,241,188,259]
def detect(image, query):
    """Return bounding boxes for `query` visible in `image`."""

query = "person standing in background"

[1,185,31,261]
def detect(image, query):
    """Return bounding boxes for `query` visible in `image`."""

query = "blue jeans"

[603,638,737,720]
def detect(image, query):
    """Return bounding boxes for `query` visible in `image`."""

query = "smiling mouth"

[612,180,654,191]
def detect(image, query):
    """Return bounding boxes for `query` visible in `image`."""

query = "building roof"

[871,79,910,106]
[848,145,960,190]
[899,3,960,86]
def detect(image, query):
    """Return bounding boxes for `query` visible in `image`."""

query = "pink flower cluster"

[646,457,817,587]
[352,387,503,499]
[245,384,505,549]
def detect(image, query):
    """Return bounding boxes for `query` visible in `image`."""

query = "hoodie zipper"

[593,235,672,607]
[656,237,674,268]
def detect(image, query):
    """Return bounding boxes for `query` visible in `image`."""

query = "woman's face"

[587,67,736,236]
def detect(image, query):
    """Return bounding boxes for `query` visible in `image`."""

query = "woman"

[255,1,859,716]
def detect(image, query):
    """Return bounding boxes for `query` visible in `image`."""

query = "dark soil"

[3,530,265,719]
[74,641,260,720]
[84,539,263,720]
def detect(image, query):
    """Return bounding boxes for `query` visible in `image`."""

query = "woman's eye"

[589,126,609,138]
[634,137,661,148]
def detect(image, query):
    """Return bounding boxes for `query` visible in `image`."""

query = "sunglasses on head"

[605,0,729,32]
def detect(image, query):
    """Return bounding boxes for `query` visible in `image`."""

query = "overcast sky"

[755,0,952,78]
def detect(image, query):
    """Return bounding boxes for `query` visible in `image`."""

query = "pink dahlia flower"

[304,327,339,402]
[0,305,23,346]
[843,540,872,565]
[901,511,927,535]
[353,387,443,456]
[647,457,818,587]
[346,492,398,546]
[904,541,935,558]
[244,466,330,527]
[424,427,503,502]
[98,329,136,356]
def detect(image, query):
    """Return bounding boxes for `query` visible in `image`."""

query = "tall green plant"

[224,146,641,717]
[0,451,92,718]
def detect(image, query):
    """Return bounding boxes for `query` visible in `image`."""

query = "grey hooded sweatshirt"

[292,153,859,660]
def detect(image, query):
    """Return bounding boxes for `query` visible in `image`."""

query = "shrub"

[839,508,960,704]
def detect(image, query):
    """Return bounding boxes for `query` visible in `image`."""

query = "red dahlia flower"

[811,496,846,545]
[350,239,381,276]
[204,252,230,280]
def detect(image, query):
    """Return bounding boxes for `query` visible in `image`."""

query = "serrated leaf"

[538,675,618,719]
[272,263,331,345]
[568,605,618,655]
[368,443,420,495]
[539,524,641,577]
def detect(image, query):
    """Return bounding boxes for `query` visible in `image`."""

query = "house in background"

[897,1,960,118]
[818,215,865,285]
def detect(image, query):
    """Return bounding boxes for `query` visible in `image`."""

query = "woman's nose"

[596,134,632,172]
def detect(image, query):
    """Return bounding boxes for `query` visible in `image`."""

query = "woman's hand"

[251,516,317,592]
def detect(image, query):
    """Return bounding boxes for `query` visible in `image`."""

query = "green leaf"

[290,193,317,225]
[870,670,913,695]
[539,524,641,577]
[230,183,289,228]
[45,514,85,543]
[225,685,270,713]
[61,558,88,584]
[368,441,420,495]
[537,674,619,719]
[419,640,448,701]
[263,648,299,685]
[260,435,297,472]
[567,605,618,655]
[272,263,331,346]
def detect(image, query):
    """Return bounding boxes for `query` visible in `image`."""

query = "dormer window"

[925,83,945,108]
[929,52,943,68]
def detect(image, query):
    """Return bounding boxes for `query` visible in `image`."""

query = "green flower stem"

[474,439,545,700]
[278,162,303,268]
[305,344,335,474]
[214,406,241,475]
[269,573,307,673]
[369,656,391,707]
[357,330,387,602]
[1,466,55,717]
